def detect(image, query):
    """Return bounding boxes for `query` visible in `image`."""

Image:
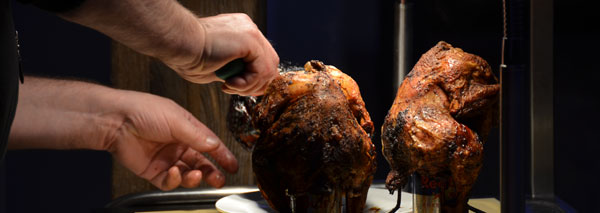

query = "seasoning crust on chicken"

[228,60,376,212]
[382,41,499,212]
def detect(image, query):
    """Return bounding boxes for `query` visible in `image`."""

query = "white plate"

[215,186,412,213]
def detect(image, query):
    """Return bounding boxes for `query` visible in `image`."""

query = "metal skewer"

[389,190,402,213]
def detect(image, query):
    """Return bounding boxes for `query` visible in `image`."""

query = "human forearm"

[59,0,203,66]
[9,76,239,189]
[55,0,278,95]
[8,76,124,150]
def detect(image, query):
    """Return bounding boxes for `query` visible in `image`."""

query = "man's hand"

[106,91,238,190]
[59,0,279,96]
[170,14,279,96]
[9,77,238,190]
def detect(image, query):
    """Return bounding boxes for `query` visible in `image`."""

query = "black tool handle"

[215,58,245,80]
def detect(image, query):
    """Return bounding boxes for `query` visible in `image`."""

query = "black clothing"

[1,0,20,161]
[1,0,86,162]
[17,0,85,13]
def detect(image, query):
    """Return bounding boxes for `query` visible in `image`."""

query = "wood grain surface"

[110,0,265,199]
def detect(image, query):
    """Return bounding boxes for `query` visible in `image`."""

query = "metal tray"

[94,186,258,213]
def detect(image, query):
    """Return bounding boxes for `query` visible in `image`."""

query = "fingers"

[190,157,227,188]
[170,111,221,153]
[151,161,203,190]
[181,170,203,188]
[225,72,261,94]
[222,73,263,96]
[183,115,238,174]
[221,62,277,96]
[161,13,279,90]
[180,148,230,188]
[202,13,278,95]
[222,78,271,96]
[152,102,237,190]
[151,166,182,191]
[152,148,232,190]
[207,142,239,174]
[222,41,279,96]
[177,71,223,85]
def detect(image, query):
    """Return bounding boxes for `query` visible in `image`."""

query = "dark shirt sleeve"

[1,0,20,161]
[16,0,86,13]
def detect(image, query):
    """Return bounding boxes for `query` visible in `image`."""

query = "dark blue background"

[1,0,598,212]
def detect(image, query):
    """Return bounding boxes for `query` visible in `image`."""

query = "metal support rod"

[393,0,412,91]
[530,0,554,200]
[500,0,530,212]
[390,190,401,213]
[391,2,411,210]
[286,189,296,213]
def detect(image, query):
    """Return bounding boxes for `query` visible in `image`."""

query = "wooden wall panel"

[111,0,265,199]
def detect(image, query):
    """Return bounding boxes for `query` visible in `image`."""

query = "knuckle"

[273,55,280,65]
[244,27,261,39]
[162,98,179,108]
[236,13,252,21]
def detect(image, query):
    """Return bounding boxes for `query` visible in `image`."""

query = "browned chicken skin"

[228,61,376,212]
[382,41,499,212]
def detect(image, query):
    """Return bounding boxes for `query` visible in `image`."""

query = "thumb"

[170,111,221,152]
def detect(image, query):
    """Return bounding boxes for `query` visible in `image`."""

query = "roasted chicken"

[228,60,376,212]
[382,41,499,212]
